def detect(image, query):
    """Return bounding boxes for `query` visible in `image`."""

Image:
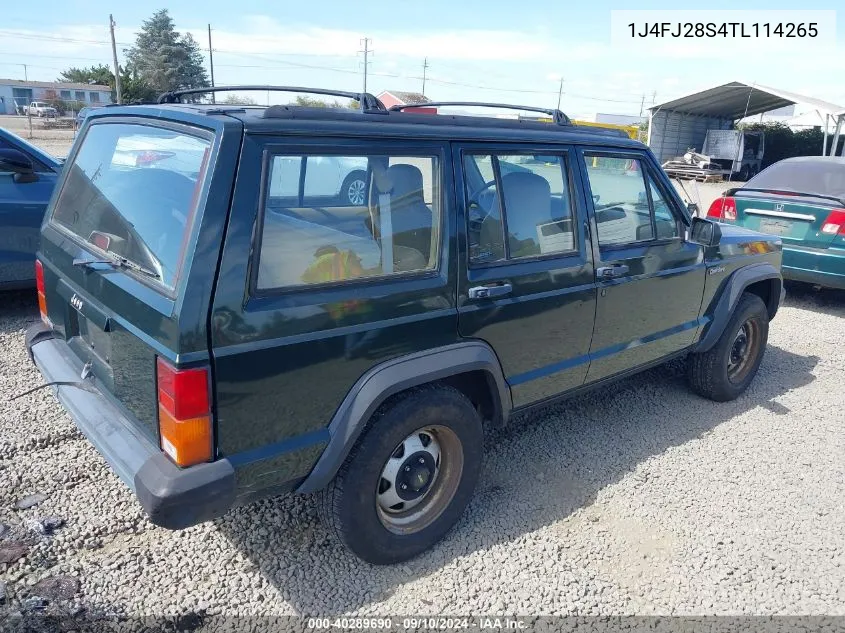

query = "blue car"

[0,127,62,289]
[76,106,104,130]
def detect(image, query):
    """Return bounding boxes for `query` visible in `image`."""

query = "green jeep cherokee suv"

[25,87,785,564]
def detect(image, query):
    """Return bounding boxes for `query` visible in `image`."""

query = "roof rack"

[157,85,387,113]
[389,101,571,125]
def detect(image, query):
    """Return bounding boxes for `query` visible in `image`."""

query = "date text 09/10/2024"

[628,22,819,38]
[306,618,528,630]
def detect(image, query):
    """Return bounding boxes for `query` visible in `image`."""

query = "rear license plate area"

[758,218,793,236]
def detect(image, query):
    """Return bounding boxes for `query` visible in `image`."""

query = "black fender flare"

[694,263,783,353]
[296,341,511,494]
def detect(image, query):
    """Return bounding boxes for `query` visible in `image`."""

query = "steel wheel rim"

[347,179,366,205]
[376,426,464,535]
[727,319,759,383]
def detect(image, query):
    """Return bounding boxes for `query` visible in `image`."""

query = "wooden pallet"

[663,169,724,183]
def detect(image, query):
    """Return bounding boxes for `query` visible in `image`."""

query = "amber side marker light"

[35,259,48,323]
[156,357,212,467]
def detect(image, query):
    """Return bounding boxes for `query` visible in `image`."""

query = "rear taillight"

[34,259,47,323]
[820,209,845,235]
[707,196,737,221]
[156,357,212,467]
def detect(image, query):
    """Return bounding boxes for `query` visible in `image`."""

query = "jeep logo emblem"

[70,294,83,311]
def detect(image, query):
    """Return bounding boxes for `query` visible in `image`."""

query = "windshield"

[50,122,212,289]
[746,160,845,200]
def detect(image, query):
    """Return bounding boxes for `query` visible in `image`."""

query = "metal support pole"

[110,15,122,104]
[208,24,215,104]
[823,114,829,156]
[831,116,843,158]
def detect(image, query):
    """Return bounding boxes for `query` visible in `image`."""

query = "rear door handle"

[468,283,513,299]
[596,264,630,279]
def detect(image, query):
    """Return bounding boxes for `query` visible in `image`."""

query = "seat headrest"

[501,171,551,206]
[386,164,424,199]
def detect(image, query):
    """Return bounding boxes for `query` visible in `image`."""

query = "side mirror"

[690,217,721,246]
[0,149,38,183]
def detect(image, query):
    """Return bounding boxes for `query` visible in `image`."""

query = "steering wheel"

[467,179,498,230]
[468,179,497,204]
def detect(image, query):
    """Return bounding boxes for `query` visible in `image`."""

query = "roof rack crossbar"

[157,85,386,112]
[389,101,571,125]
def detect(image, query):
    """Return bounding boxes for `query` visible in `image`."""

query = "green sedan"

[707,156,845,289]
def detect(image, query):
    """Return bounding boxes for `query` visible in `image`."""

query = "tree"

[58,64,114,87]
[57,64,116,101]
[119,66,158,103]
[292,96,345,108]
[124,9,209,96]
[221,94,257,105]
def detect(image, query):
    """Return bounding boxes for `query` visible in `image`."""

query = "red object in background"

[377,91,438,115]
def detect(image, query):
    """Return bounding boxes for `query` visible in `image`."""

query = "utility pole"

[359,38,372,96]
[109,15,122,104]
[207,24,215,103]
[639,94,646,118]
[422,57,429,94]
[556,77,564,111]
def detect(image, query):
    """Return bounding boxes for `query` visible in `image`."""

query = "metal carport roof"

[650,81,844,120]
[648,81,845,160]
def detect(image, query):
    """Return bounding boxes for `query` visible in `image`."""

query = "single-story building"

[377,90,437,115]
[0,79,113,115]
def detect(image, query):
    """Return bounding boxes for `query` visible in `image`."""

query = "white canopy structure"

[648,82,845,162]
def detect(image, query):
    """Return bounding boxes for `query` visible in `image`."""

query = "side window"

[647,173,681,239]
[584,154,655,246]
[257,152,440,290]
[464,152,576,265]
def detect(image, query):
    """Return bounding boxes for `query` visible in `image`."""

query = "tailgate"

[733,195,840,249]
[36,115,236,446]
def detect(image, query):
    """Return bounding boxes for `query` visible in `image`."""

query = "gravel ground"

[1,282,844,622]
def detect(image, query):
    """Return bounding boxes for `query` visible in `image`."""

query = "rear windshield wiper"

[73,255,160,279]
[736,188,845,206]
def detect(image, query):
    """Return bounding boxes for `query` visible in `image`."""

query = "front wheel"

[687,293,769,402]
[318,385,483,564]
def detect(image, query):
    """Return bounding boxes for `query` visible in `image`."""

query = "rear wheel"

[341,170,368,206]
[687,293,769,401]
[318,385,483,564]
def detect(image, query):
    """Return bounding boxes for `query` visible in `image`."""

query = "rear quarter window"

[50,122,212,290]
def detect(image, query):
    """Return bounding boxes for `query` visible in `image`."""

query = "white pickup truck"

[23,101,59,117]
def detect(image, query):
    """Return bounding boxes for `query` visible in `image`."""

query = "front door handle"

[596,264,630,279]
[468,283,513,299]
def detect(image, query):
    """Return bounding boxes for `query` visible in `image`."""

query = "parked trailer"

[701,129,765,180]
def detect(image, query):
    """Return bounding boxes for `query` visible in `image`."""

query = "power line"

[0,28,648,106]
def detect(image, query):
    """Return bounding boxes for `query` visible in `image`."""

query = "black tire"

[687,292,769,402]
[737,164,751,181]
[318,385,483,565]
[340,170,368,206]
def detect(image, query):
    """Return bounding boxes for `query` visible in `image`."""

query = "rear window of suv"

[50,122,212,290]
